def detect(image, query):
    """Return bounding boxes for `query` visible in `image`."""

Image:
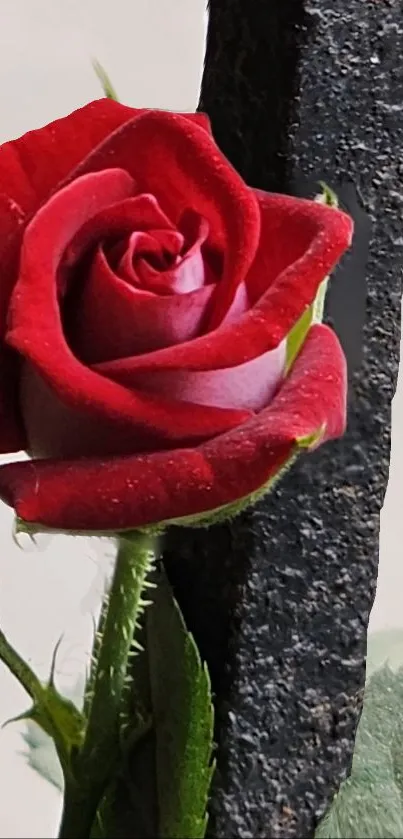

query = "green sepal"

[316,181,339,208]
[5,690,83,748]
[21,675,86,793]
[2,705,40,730]
[36,683,86,751]
[285,303,315,373]
[285,181,339,373]
[296,424,326,449]
[92,59,119,101]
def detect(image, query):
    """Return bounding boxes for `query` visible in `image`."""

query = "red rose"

[0,99,352,533]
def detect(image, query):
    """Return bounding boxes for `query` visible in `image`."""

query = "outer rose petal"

[0,99,211,215]
[0,325,346,532]
[0,100,136,215]
[0,194,26,333]
[0,194,28,451]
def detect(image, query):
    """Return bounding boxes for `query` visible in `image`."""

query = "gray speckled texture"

[164,1,403,837]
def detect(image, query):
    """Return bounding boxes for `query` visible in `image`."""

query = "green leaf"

[147,569,215,838]
[315,664,403,838]
[104,566,215,839]
[92,59,119,101]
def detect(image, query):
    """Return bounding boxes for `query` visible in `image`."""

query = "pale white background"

[0,0,401,835]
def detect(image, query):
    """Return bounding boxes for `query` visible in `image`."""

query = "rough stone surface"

[164,1,403,837]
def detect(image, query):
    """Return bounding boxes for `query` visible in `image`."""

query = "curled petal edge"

[0,324,347,534]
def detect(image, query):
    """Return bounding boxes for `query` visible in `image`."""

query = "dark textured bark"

[162,1,403,837]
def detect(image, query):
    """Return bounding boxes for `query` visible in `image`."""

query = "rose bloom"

[0,100,352,533]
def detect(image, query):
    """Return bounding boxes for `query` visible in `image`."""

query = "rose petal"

[220,281,250,325]
[65,110,261,323]
[0,101,147,419]
[139,249,206,295]
[7,171,251,453]
[0,194,26,332]
[0,325,346,531]
[117,230,185,288]
[0,99,138,215]
[0,346,26,453]
[0,194,28,451]
[63,194,176,275]
[133,212,210,295]
[71,246,216,362]
[246,190,351,305]
[96,340,287,412]
[93,193,353,376]
[0,99,212,215]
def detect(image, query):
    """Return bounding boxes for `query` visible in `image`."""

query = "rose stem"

[58,530,156,839]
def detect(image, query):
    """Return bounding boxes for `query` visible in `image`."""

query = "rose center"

[104,228,185,292]
[58,195,227,366]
